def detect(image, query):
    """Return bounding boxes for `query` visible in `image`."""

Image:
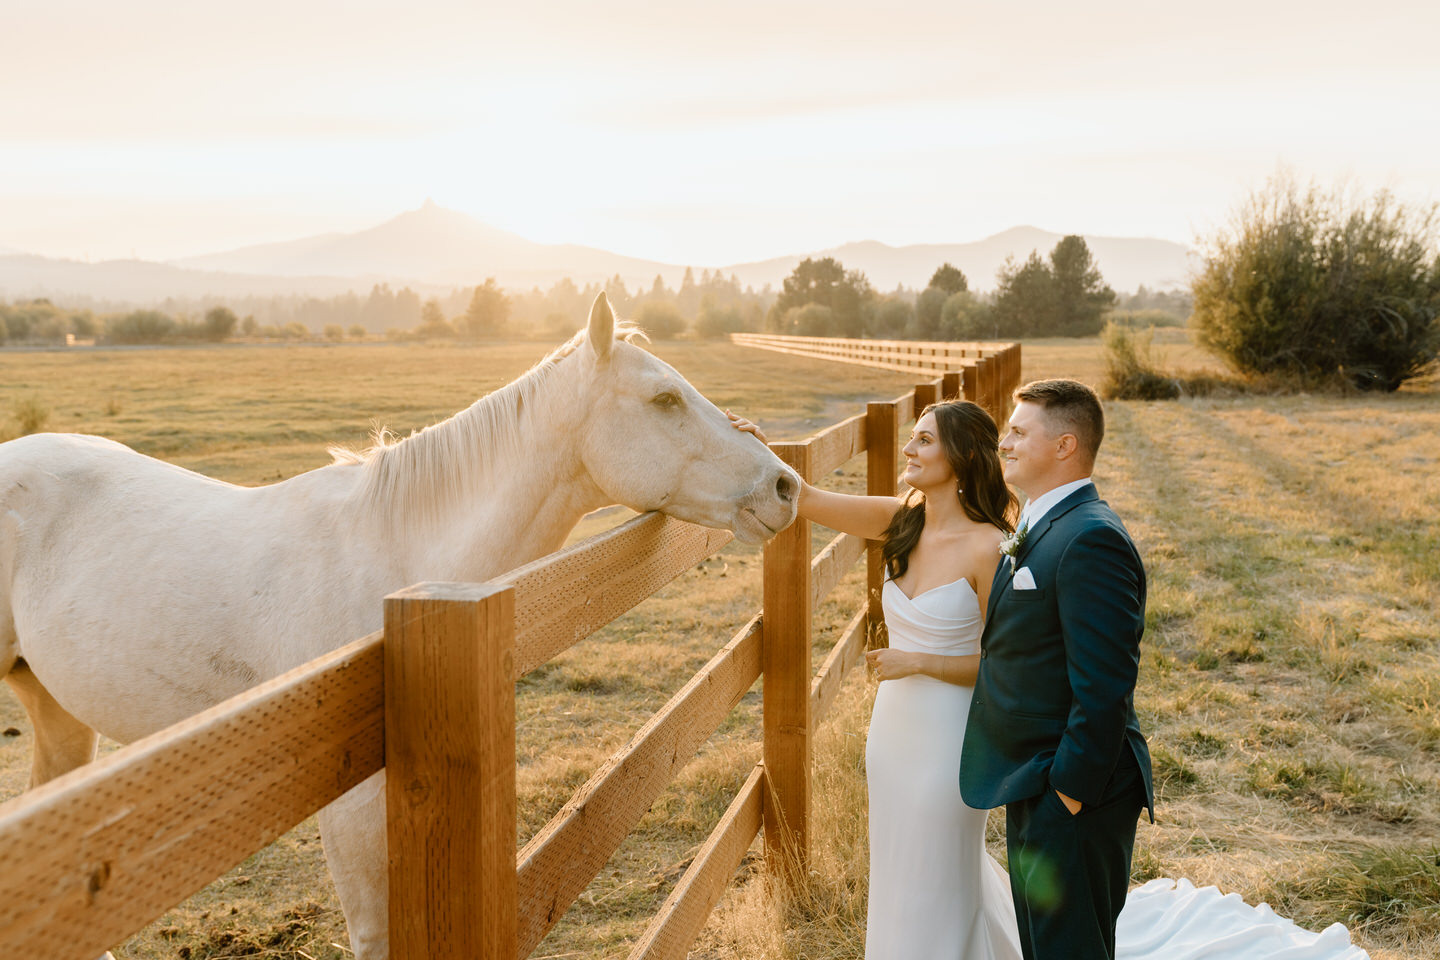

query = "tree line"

[2,235,1138,345]
[765,235,1118,340]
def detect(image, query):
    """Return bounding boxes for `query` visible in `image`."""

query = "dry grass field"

[1,332,1436,959]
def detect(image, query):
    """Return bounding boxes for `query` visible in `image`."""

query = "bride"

[728,403,1370,960]
[737,399,1023,958]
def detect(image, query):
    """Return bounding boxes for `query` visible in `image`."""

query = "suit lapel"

[1012,484,1099,569]
[985,555,1008,623]
[984,486,1099,631]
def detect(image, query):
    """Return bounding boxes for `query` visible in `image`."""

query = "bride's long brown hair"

[882,400,1017,581]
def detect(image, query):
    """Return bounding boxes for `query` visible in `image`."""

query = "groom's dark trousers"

[961,485,1154,960]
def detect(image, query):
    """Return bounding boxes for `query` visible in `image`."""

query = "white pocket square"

[1013,566,1037,590]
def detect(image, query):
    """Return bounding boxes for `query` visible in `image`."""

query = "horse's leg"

[317,770,389,960]
[4,660,100,788]
[3,662,116,960]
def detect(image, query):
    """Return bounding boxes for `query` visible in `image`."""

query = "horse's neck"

[445,460,607,581]
[361,357,610,583]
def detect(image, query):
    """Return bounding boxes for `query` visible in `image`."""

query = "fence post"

[866,400,901,648]
[762,441,812,878]
[961,364,977,404]
[1004,344,1022,421]
[972,356,989,421]
[914,378,939,413]
[993,354,1005,420]
[385,582,517,960]
[942,370,962,402]
[988,355,1001,422]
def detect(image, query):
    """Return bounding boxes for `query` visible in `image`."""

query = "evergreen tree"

[768,257,873,337]
[416,299,454,338]
[461,278,511,338]
[604,274,632,315]
[677,267,700,319]
[1049,236,1115,336]
[928,263,969,296]
[911,286,949,339]
[991,253,1057,337]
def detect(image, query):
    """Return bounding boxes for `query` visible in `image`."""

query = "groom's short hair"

[1014,379,1104,462]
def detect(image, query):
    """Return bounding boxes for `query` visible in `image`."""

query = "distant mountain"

[0,204,1196,307]
[0,253,380,304]
[174,199,683,290]
[722,226,1196,293]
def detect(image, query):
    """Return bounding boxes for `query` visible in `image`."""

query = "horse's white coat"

[0,295,798,958]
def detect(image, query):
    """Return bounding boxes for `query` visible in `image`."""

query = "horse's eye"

[651,392,681,409]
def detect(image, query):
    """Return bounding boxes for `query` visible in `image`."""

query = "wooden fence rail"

[732,331,1020,382]
[0,342,1020,960]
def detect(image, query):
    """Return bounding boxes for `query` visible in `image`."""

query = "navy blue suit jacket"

[960,485,1154,818]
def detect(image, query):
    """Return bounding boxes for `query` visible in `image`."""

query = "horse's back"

[0,432,237,494]
[0,432,242,581]
[0,433,367,741]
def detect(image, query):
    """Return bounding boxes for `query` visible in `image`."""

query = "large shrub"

[867,298,914,339]
[0,299,89,343]
[780,303,836,337]
[1192,177,1440,390]
[203,306,238,341]
[1100,321,1180,400]
[695,302,744,339]
[106,309,176,344]
[637,300,687,339]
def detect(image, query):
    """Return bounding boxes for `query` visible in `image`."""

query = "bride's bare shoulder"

[963,521,1008,551]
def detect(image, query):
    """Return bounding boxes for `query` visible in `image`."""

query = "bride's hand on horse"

[726,410,768,445]
[727,409,902,540]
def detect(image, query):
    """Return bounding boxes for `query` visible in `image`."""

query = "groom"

[961,379,1154,960]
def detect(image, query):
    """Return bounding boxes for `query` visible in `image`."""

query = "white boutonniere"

[999,523,1029,572]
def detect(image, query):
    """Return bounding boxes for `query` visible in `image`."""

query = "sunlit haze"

[3,0,1437,266]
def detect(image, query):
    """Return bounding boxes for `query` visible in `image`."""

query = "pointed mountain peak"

[985,225,1059,242]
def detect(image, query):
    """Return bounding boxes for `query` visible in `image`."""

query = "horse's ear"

[587,292,615,366]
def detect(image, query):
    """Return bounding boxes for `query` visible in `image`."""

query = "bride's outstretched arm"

[865,649,979,686]
[728,410,901,540]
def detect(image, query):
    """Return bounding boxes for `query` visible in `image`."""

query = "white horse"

[0,293,798,958]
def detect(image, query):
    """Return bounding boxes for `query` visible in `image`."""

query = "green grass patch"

[1260,846,1440,939]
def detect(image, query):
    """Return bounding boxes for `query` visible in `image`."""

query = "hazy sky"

[3,0,1437,265]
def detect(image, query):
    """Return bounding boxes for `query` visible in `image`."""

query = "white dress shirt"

[1018,477,1094,532]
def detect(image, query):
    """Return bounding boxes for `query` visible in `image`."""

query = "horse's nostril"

[776,472,797,504]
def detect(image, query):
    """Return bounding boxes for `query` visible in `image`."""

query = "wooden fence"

[730,333,1022,418]
[0,352,1021,960]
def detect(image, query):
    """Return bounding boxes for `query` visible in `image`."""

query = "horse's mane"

[331,323,647,525]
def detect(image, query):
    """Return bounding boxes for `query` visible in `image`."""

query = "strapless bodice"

[881,576,983,657]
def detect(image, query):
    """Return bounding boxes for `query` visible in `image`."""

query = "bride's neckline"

[886,575,976,604]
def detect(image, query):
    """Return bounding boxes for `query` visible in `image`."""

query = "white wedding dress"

[864,575,1370,960]
[866,575,1023,960]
